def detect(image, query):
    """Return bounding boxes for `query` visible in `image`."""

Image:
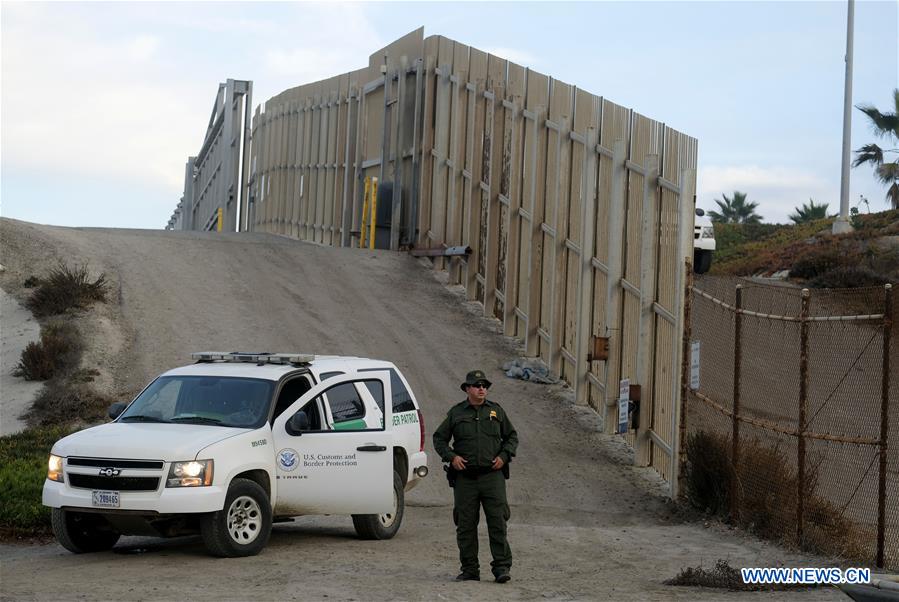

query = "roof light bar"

[191,352,314,365]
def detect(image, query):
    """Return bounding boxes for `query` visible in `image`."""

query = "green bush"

[26,262,108,318]
[789,250,845,280]
[14,319,83,381]
[0,426,74,536]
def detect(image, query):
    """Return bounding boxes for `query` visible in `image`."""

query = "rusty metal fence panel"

[685,279,895,568]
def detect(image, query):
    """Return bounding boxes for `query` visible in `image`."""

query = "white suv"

[43,352,429,557]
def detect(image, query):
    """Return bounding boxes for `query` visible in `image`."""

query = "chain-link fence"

[681,276,895,568]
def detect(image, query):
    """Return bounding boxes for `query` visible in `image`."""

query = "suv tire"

[694,249,713,274]
[352,471,404,540]
[52,508,120,553]
[201,478,272,557]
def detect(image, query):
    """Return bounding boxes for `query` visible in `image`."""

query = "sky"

[1,1,897,229]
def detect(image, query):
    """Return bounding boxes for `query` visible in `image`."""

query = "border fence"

[167,79,253,232]
[168,29,700,496]
[684,278,895,567]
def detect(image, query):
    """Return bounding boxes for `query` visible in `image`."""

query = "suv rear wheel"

[352,471,404,540]
[694,249,713,274]
[201,478,272,557]
[52,508,120,553]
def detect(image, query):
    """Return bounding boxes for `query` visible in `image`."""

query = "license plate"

[91,490,120,508]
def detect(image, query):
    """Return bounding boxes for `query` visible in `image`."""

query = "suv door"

[271,372,393,516]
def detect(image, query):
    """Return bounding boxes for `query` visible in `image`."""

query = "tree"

[788,199,831,224]
[708,191,762,224]
[852,89,899,209]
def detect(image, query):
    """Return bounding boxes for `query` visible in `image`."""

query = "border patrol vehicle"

[43,352,429,557]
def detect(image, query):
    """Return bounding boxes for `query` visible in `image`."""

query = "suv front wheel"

[52,508,120,553]
[201,478,272,557]
[352,471,404,540]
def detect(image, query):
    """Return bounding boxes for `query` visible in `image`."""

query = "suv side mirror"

[695,208,705,217]
[288,410,311,434]
[108,402,127,420]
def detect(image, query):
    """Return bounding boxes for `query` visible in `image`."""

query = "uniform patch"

[277,448,299,472]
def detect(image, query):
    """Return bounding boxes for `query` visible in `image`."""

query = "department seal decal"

[277,448,299,472]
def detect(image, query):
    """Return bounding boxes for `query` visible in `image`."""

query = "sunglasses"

[470,382,490,389]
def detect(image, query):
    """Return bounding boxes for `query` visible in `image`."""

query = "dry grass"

[683,429,872,561]
[665,559,808,591]
[26,262,108,317]
[22,380,115,429]
[13,319,83,381]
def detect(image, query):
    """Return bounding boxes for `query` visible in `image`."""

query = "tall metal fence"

[171,29,699,494]
[683,278,895,567]
[167,79,253,232]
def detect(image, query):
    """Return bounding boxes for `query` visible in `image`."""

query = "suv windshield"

[120,375,275,429]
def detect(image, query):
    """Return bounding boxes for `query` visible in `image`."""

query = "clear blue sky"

[2,1,896,228]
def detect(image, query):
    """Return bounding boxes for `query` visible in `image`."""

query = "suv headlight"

[167,460,214,487]
[48,454,64,482]
[701,226,715,239]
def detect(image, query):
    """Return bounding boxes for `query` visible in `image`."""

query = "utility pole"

[834,0,855,234]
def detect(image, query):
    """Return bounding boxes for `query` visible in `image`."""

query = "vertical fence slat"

[634,153,659,467]
[603,139,627,429]
[573,123,598,406]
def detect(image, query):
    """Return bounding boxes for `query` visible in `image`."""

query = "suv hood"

[52,423,246,461]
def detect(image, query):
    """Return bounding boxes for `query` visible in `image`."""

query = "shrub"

[665,559,805,591]
[683,431,732,514]
[810,266,889,289]
[23,380,114,428]
[789,250,846,280]
[26,262,108,318]
[0,425,75,537]
[683,429,870,559]
[13,320,82,381]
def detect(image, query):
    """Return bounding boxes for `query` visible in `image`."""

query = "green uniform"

[433,399,519,578]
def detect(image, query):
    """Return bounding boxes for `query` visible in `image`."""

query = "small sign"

[618,378,630,434]
[618,399,629,434]
[690,341,701,390]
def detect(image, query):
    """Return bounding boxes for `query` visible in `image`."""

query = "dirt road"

[0,219,846,600]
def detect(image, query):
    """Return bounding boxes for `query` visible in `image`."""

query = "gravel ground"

[0,218,847,601]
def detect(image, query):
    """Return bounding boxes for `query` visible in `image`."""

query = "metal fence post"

[797,288,810,547]
[677,258,694,495]
[877,283,892,568]
[732,284,743,520]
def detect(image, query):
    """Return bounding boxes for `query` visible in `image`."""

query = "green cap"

[461,369,492,391]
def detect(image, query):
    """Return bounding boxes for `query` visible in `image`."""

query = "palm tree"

[852,89,899,209]
[708,191,762,224]
[788,199,831,224]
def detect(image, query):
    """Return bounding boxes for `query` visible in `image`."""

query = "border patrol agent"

[433,370,519,583]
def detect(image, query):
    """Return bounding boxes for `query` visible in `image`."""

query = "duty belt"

[460,466,495,475]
